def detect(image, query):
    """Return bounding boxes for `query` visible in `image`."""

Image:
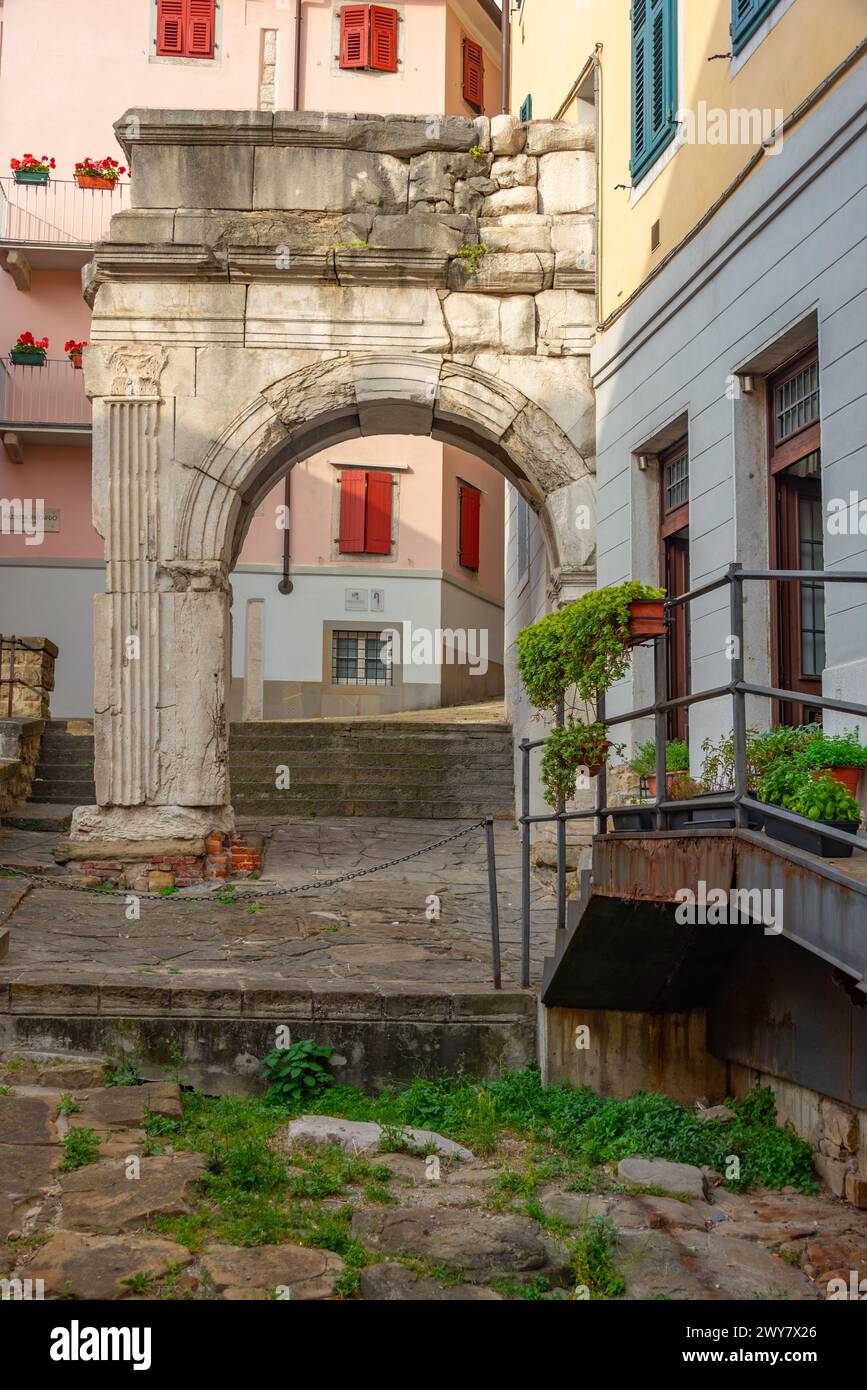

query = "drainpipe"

[293,0,302,110]
[278,473,293,594]
[500,1,511,114]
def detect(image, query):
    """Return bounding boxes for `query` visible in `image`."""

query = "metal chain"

[0,819,486,904]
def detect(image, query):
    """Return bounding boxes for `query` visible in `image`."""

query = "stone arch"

[174,353,591,578]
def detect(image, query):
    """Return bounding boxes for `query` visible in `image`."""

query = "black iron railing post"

[653,631,668,830]
[520,737,531,988]
[483,814,502,990]
[555,695,566,931]
[729,562,748,828]
[596,690,607,835]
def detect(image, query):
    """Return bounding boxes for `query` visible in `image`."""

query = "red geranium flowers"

[12,332,49,356]
[10,153,56,173]
[65,339,88,356]
[74,156,127,181]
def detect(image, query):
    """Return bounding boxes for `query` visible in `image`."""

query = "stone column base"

[69,803,234,844]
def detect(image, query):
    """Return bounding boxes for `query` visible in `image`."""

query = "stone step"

[231,800,514,819]
[228,734,513,754]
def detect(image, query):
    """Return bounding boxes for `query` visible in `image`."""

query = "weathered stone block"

[525,108,595,155]
[131,144,255,210]
[481,218,552,253]
[490,113,526,156]
[537,151,595,215]
[820,1097,859,1152]
[481,186,538,217]
[448,251,553,294]
[491,155,537,189]
[536,289,596,356]
[253,147,408,213]
[370,214,471,254]
[443,293,536,354]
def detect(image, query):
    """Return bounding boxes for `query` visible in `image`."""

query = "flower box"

[74,173,116,191]
[762,809,860,859]
[13,168,49,186]
[609,807,654,832]
[628,599,667,643]
[10,348,46,366]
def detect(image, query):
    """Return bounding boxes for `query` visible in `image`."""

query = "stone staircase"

[228,720,516,818]
[29,718,516,819]
[28,720,96,806]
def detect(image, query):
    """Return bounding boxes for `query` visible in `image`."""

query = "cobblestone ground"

[2,1068,866,1301]
[0,817,553,989]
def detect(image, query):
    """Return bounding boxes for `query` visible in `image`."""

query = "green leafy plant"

[261,1041,334,1108]
[799,729,867,770]
[699,723,823,793]
[570,1217,625,1299]
[58,1092,82,1117]
[60,1126,100,1172]
[788,775,862,824]
[540,720,620,807]
[516,582,665,712]
[467,143,486,159]
[628,737,689,778]
[455,241,487,275]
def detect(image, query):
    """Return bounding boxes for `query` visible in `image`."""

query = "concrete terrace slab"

[0,817,551,1092]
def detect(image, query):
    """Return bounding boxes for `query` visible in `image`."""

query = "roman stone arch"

[73,108,597,844]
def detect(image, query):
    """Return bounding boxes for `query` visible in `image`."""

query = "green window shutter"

[630,0,677,184]
[731,0,782,54]
[520,93,533,123]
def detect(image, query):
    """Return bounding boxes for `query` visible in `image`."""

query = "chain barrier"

[0,819,486,905]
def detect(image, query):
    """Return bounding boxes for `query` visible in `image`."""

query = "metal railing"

[0,177,129,246]
[0,358,91,429]
[518,563,867,986]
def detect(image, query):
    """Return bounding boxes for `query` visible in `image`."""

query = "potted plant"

[799,729,867,797]
[10,153,55,185]
[74,156,126,190]
[516,580,668,712]
[629,737,689,797]
[9,331,48,366]
[65,339,87,369]
[627,588,668,643]
[540,720,622,807]
[759,761,862,858]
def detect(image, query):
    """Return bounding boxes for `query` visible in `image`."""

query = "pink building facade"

[0,0,505,716]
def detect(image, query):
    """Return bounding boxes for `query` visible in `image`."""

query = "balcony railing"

[516,564,867,987]
[0,358,91,429]
[0,177,130,246]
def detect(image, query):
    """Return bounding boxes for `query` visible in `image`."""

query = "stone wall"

[0,719,45,818]
[0,637,57,720]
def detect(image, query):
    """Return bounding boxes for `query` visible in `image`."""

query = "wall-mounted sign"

[345,588,368,611]
[43,509,60,532]
[370,588,385,612]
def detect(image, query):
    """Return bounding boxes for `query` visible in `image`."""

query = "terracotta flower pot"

[628,599,667,643]
[584,741,611,778]
[811,766,862,797]
[74,172,117,191]
[645,769,681,798]
[69,351,83,369]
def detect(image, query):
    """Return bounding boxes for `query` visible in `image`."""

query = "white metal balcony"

[0,358,91,455]
[0,177,130,285]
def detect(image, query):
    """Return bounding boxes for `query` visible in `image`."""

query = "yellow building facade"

[511,0,866,325]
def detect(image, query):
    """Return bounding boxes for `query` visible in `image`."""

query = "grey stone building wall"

[592,60,867,766]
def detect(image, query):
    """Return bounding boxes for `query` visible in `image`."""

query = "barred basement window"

[775,358,819,443]
[663,446,689,513]
[331,631,393,686]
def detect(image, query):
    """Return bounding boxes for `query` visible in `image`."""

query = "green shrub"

[800,729,867,770]
[628,737,689,778]
[261,1041,334,1109]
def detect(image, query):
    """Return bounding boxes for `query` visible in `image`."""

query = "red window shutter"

[186,0,215,58]
[338,470,367,553]
[340,4,369,69]
[364,471,393,555]
[462,38,484,110]
[156,0,185,55]
[459,486,480,570]
[369,5,398,72]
